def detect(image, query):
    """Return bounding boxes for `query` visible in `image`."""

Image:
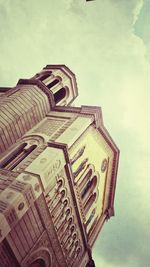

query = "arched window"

[57,179,63,189]
[76,247,81,257]
[65,208,71,218]
[59,216,73,240]
[70,225,75,234]
[65,225,76,248]
[51,197,65,217]
[81,175,97,202]
[63,198,68,208]
[73,158,88,179]
[0,143,26,168]
[87,216,98,238]
[54,87,66,104]
[84,192,97,214]
[77,164,95,187]
[60,217,72,234]
[54,207,70,230]
[81,179,93,199]
[34,70,52,82]
[85,208,96,227]
[67,217,73,227]
[70,145,86,165]
[39,72,51,82]
[47,79,59,89]
[68,243,76,257]
[0,143,37,170]
[60,189,66,201]
[74,240,79,248]
[78,168,92,190]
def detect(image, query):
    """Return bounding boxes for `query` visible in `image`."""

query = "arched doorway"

[30,258,46,267]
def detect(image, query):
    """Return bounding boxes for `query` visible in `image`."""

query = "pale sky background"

[0,0,150,266]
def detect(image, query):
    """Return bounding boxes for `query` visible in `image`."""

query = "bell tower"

[0,65,119,267]
[30,64,78,106]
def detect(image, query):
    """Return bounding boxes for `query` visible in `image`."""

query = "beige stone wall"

[69,125,115,245]
[0,84,50,154]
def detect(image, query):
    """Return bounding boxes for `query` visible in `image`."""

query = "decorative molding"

[65,163,89,249]
[54,105,81,114]
[98,127,120,214]
[22,231,52,267]
[47,141,70,164]
[35,195,68,267]
[80,105,103,128]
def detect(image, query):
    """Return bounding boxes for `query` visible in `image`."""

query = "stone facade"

[0,65,119,267]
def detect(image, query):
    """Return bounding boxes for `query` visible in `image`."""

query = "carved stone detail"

[23,247,52,267]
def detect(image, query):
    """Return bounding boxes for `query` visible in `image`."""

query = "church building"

[0,65,119,267]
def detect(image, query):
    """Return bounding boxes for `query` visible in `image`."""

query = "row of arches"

[0,137,42,171]
[45,176,82,263]
[79,165,99,231]
[35,71,69,105]
[71,146,100,235]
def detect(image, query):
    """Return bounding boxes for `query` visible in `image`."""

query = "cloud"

[133,0,144,25]
[134,0,150,61]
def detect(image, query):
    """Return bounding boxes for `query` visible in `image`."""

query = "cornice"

[80,105,103,128]
[98,126,120,214]
[54,105,81,113]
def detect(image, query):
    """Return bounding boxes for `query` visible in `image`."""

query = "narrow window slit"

[54,87,66,104]
[47,79,59,89]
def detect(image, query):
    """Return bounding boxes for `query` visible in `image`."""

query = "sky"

[0,0,150,266]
